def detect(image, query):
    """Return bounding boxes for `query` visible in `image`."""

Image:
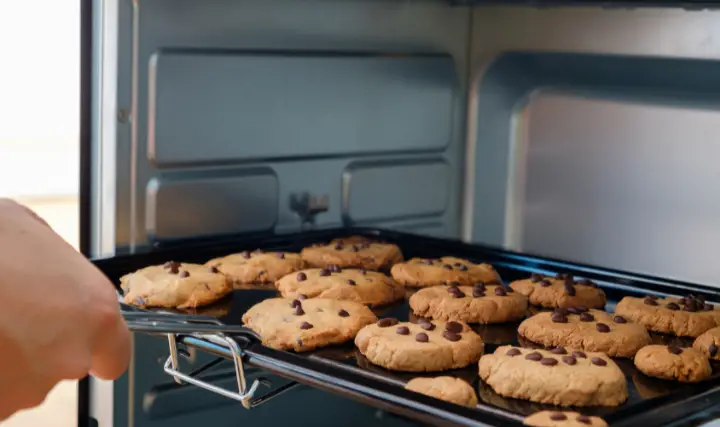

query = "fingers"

[89,304,131,380]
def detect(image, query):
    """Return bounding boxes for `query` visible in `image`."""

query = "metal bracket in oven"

[121,305,298,409]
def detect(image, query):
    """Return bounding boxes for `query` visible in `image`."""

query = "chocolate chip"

[377,318,398,327]
[550,413,567,421]
[572,351,587,358]
[359,268,367,275]
[290,299,302,308]
[705,304,714,311]
[449,281,461,287]
[646,294,659,300]
[164,261,180,269]
[494,287,507,296]
[297,294,307,301]
[168,264,180,274]
[415,333,429,343]
[551,312,568,323]
[579,312,595,322]
[334,243,344,250]
[328,264,342,273]
[420,321,436,331]
[338,309,349,317]
[596,323,610,333]
[447,286,465,298]
[683,303,698,312]
[347,279,356,286]
[293,306,305,316]
[445,321,463,334]
[300,322,313,330]
[179,271,190,278]
[709,344,718,357]
[668,345,683,355]
[576,415,591,425]
[474,282,486,290]
[319,269,331,277]
[564,279,576,296]
[562,355,577,365]
[396,326,410,335]
[443,331,461,342]
[644,298,659,306]
[666,302,680,310]
[297,272,307,281]
[530,274,543,283]
[458,265,468,271]
[506,348,521,356]
[209,265,220,273]
[472,288,486,297]
[591,357,607,366]
[525,352,543,361]
[241,251,251,259]
[443,264,453,270]
[276,252,285,259]
[540,279,552,287]
[541,357,558,366]
[550,347,567,355]
[556,273,570,279]
[613,315,627,324]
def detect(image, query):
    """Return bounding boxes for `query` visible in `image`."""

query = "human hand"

[0,199,130,420]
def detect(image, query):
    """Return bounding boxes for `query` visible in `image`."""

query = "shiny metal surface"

[467,7,720,288]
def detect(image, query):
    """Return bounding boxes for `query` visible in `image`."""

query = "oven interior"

[87,0,720,426]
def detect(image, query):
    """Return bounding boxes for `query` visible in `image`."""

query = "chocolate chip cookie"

[405,377,478,407]
[510,274,606,309]
[355,319,484,372]
[615,294,719,337]
[205,250,305,286]
[693,326,720,360]
[390,257,501,287]
[121,261,232,309]
[300,236,403,271]
[409,283,528,324]
[276,267,404,307]
[242,298,377,352]
[634,344,711,383]
[479,346,627,407]
[523,411,608,427]
[518,308,651,357]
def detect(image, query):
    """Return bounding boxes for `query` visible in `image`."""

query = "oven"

[81,0,720,426]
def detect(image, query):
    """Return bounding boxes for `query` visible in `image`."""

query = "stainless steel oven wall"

[115,0,471,251]
[467,7,720,287]
[108,1,471,426]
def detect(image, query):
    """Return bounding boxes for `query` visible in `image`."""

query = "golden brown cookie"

[300,236,403,271]
[510,274,606,309]
[121,261,232,309]
[242,298,377,352]
[634,344,711,383]
[276,267,404,307]
[409,283,527,324]
[615,295,719,337]
[404,377,478,407]
[390,257,501,287]
[523,411,608,427]
[354,319,484,372]
[205,250,305,286]
[693,326,720,360]
[517,308,651,357]
[479,346,627,407]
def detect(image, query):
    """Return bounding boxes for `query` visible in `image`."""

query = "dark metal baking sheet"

[96,228,720,427]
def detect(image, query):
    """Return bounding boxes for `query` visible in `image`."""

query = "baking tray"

[97,228,720,427]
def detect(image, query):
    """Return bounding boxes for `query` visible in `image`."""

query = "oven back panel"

[101,1,720,426]
[114,0,471,250]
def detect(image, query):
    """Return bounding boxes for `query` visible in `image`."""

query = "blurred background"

[0,0,79,425]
